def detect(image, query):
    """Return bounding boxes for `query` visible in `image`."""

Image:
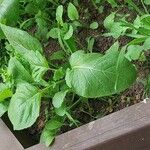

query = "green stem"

[48,67,56,71]
[69,98,81,109]
[141,0,149,14]
[126,0,144,15]
[65,112,78,127]
[41,80,64,94]
[91,0,99,10]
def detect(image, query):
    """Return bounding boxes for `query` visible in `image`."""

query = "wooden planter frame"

[1,101,150,150]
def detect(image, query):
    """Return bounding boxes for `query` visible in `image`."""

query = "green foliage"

[52,90,68,108]
[65,50,136,98]
[104,12,128,38]
[67,2,79,21]
[0,101,9,117]
[0,0,19,38]
[40,118,63,147]
[0,0,148,147]
[56,5,63,26]
[144,0,150,5]
[0,83,12,102]
[8,83,41,130]
[90,22,99,29]
[107,0,118,7]
[0,0,19,24]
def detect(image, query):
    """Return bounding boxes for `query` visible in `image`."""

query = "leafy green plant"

[0,19,137,146]
[0,1,143,147]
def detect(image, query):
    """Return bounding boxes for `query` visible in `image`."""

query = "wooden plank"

[26,101,150,150]
[0,119,24,150]
[28,103,150,150]
[48,102,150,150]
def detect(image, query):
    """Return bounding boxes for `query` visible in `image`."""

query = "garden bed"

[1,101,150,150]
[1,0,150,149]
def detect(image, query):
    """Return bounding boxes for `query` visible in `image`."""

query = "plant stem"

[126,0,144,15]
[141,0,149,14]
[91,0,99,10]
[41,80,64,94]
[65,112,78,127]
[69,98,81,109]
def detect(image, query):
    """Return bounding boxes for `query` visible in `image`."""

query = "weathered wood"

[1,101,150,150]
[27,101,150,150]
[0,119,24,150]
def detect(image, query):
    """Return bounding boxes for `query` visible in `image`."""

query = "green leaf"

[8,57,33,83]
[8,83,41,130]
[107,41,119,53]
[67,2,79,21]
[0,0,19,24]
[104,12,115,30]
[40,130,55,147]
[24,50,49,86]
[52,90,68,108]
[0,101,9,117]
[143,37,150,50]
[47,28,59,39]
[40,119,62,147]
[87,37,95,53]
[90,22,99,30]
[107,0,118,7]
[64,25,74,40]
[1,25,49,85]
[56,5,63,26]
[55,104,66,116]
[144,0,150,5]
[0,83,12,102]
[50,50,65,60]
[65,50,136,98]
[53,67,65,81]
[44,119,63,130]
[125,45,143,61]
[0,24,43,53]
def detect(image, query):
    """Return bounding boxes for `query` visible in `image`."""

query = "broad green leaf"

[0,83,12,102]
[8,57,33,83]
[22,50,49,86]
[56,5,63,26]
[0,0,19,24]
[0,24,43,53]
[1,25,49,85]
[90,22,99,30]
[0,101,9,117]
[67,2,79,21]
[107,41,119,53]
[64,25,73,40]
[65,50,136,98]
[52,90,68,108]
[8,83,41,130]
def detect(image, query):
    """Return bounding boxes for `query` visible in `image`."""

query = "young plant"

[0,3,138,147]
